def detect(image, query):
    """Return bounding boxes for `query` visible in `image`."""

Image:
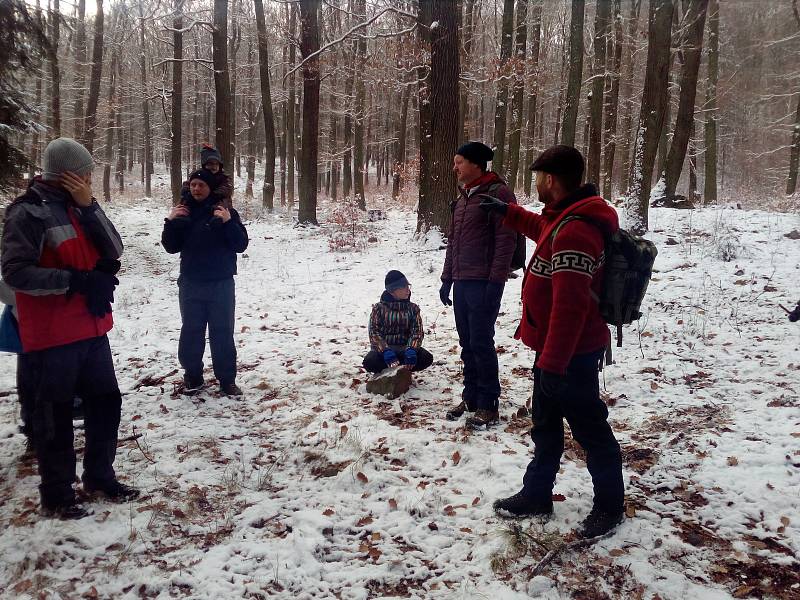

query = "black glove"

[789,301,800,322]
[68,269,119,317]
[478,194,508,216]
[94,258,121,275]
[439,280,453,306]
[540,370,567,398]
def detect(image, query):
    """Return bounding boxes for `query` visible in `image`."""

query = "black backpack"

[554,217,658,347]
[482,182,526,271]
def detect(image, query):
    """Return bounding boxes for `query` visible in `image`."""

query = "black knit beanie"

[456,141,494,170]
[385,270,409,291]
[188,168,217,190]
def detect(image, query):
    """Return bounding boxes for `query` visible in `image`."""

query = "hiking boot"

[578,507,624,538]
[445,400,473,421]
[493,492,553,519]
[183,374,204,395]
[465,409,499,429]
[84,479,141,503]
[41,501,92,520]
[220,382,244,397]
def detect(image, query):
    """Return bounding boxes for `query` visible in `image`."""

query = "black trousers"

[522,349,624,513]
[453,280,503,411]
[362,346,434,373]
[28,335,122,507]
[17,353,35,438]
[178,276,237,385]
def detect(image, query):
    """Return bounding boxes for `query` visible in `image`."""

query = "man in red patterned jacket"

[480,145,625,538]
[1,137,139,519]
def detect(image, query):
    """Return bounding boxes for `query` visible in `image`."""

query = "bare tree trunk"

[254,0,277,209]
[103,53,117,202]
[392,80,410,199]
[618,0,643,194]
[788,95,800,195]
[458,0,477,142]
[83,0,104,152]
[287,5,297,209]
[626,0,674,234]
[506,0,528,191]
[170,0,183,206]
[47,0,61,138]
[523,0,543,197]
[561,0,585,146]
[29,0,44,179]
[587,0,611,185]
[213,0,233,174]
[352,0,367,209]
[688,119,699,201]
[298,0,320,225]
[71,0,87,138]
[417,0,459,233]
[703,0,718,203]
[139,7,152,197]
[601,0,624,198]
[492,0,515,175]
[663,0,708,198]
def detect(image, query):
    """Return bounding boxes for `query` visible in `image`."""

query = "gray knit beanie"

[41,137,94,181]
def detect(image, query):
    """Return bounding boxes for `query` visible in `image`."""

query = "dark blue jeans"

[522,349,624,513]
[178,276,237,385]
[453,280,504,411]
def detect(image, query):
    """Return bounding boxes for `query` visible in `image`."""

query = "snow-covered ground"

[1,195,799,599]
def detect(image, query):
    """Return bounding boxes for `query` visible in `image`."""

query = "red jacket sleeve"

[502,202,545,242]
[536,220,605,374]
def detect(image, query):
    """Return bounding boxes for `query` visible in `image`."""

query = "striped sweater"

[368,291,424,351]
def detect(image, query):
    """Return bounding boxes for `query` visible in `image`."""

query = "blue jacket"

[161,195,249,282]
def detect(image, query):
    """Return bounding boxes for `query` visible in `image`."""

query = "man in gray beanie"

[1,137,138,520]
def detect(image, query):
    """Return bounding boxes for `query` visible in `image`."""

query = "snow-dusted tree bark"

[786,1,800,195]
[213,0,233,170]
[83,0,104,152]
[71,0,87,138]
[560,0,585,146]
[418,0,460,233]
[663,0,708,199]
[458,0,477,142]
[618,0,643,195]
[47,0,61,138]
[103,52,117,202]
[523,0,543,197]
[254,0,277,210]
[287,4,297,209]
[601,0,624,198]
[352,0,367,210]
[626,0,674,234]
[297,0,320,225]
[587,0,611,185]
[506,0,528,192]
[170,0,183,205]
[703,0,718,203]
[492,0,515,175]
[138,6,152,197]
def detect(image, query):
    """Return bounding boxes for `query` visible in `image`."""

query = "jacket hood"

[544,183,619,235]
[463,171,504,192]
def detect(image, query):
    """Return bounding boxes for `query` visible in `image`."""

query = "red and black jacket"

[502,184,618,374]
[1,179,124,352]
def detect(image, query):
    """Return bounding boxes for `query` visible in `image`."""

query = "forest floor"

[1,188,799,600]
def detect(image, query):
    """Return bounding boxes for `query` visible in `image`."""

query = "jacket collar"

[30,177,72,204]
[543,183,599,217]
[380,290,409,304]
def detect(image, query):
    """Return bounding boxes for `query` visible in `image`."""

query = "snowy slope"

[0,197,798,600]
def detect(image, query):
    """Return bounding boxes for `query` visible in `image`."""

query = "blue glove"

[383,348,399,367]
[404,347,417,366]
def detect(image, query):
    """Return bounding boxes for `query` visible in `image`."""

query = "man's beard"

[536,186,552,205]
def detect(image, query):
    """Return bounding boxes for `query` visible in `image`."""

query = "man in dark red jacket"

[481,145,625,538]
[1,137,139,519]
[440,142,517,429]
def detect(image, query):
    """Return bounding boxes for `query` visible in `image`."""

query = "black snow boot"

[84,479,141,503]
[578,507,624,538]
[493,492,553,519]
